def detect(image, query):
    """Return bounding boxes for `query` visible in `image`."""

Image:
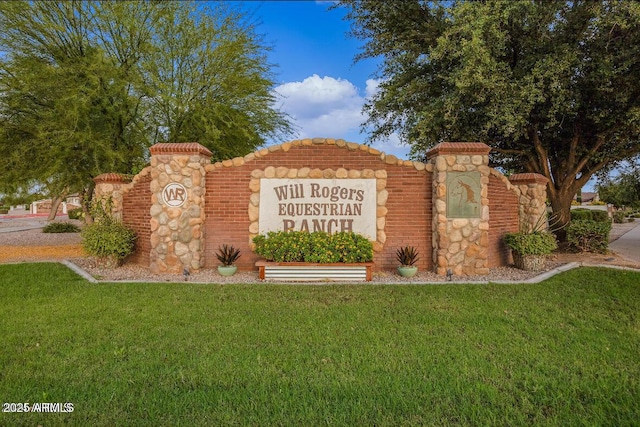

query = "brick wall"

[204,144,433,272]
[122,174,152,265]
[488,175,519,267]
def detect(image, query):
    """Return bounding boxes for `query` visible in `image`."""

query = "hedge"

[570,208,609,223]
[566,220,611,254]
[253,231,373,263]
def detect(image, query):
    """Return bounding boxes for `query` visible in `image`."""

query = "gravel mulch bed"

[70,256,568,284]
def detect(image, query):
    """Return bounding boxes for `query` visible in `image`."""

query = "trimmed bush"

[570,208,609,223]
[590,210,609,223]
[81,222,137,262]
[570,208,592,221]
[503,231,558,256]
[567,220,611,254]
[42,222,80,233]
[253,231,373,263]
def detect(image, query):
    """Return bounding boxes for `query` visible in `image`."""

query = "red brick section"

[426,142,491,159]
[204,144,433,272]
[488,175,519,267]
[122,174,152,265]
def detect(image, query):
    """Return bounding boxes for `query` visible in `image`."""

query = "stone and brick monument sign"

[94,138,548,276]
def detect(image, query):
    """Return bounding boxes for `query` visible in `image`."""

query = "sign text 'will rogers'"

[259,179,376,238]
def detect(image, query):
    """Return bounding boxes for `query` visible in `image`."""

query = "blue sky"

[234,0,412,159]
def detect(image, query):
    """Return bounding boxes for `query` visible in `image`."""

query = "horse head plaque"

[446,172,481,218]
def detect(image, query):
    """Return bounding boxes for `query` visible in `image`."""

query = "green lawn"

[0,263,639,426]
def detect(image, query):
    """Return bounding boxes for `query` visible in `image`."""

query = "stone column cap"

[93,173,132,184]
[509,173,549,185]
[426,142,491,159]
[150,142,213,158]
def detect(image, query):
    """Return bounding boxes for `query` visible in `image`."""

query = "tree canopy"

[337,0,640,231]
[597,160,640,208]
[0,1,292,217]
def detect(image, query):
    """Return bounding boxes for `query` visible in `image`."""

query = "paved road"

[609,220,640,264]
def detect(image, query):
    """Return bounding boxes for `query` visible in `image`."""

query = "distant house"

[574,192,600,205]
[30,195,81,215]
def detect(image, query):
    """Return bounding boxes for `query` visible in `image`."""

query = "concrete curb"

[60,260,98,283]
[56,260,639,286]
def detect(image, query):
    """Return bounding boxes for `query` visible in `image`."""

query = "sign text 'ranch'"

[259,179,376,239]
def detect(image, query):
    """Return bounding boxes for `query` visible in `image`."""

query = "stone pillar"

[508,173,549,232]
[149,143,212,274]
[427,142,491,276]
[93,173,131,220]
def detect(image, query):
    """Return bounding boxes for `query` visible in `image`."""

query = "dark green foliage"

[0,206,8,214]
[0,1,293,205]
[215,244,241,266]
[395,246,419,266]
[571,208,610,223]
[253,231,373,263]
[567,220,612,254]
[503,232,557,256]
[597,163,640,208]
[590,210,609,223]
[67,207,83,220]
[42,222,80,233]
[570,208,592,221]
[336,0,640,234]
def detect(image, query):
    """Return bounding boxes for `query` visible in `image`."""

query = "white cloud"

[365,78,381,98]
[272,74,411,159]
[273,74,365,138]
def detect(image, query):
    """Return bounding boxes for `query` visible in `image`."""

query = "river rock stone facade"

[147,143,211,273]
[427,143,492,276]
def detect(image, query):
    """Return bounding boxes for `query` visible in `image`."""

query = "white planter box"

[255,261,374,282]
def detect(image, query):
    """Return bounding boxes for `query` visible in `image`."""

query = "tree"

[337,0,640,234]
[141,2,291,161]
[597,161,640,208]
[0,1,292,219]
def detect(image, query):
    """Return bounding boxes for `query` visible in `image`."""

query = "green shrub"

[570,208,610,223]
[253,231,373,263]
[566,220,611,254]
[67,207,84,220]
[590,210,609,223]
[81,222,137,261]
[42,222,80,233]
[570,208,592,221]
[503,231,557,256]
[613,211,626,224]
